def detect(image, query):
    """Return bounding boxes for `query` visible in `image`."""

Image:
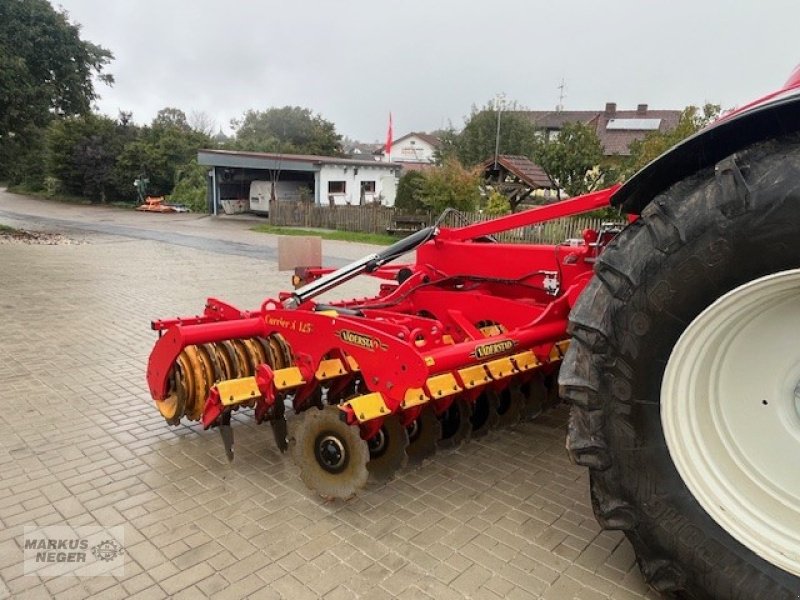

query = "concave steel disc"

[437,397,472,450]
[289,406,369,499]
[405,406,442,465]
[366,416,409,482]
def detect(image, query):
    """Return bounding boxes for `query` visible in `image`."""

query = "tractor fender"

[613,85,800,214]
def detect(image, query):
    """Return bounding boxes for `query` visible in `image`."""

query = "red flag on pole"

[385,112,393,158]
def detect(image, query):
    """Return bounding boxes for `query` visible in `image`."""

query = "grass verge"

[252,224,398,245]
[0,223,18,233]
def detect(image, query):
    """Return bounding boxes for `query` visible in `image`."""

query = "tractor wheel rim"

[662,269,800,577]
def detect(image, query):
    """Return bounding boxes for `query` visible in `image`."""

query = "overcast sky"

[56,0,798,142]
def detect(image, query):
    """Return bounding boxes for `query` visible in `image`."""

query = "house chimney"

[637,103,648,115]
[604,102,617,115]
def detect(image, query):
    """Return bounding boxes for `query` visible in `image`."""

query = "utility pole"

[494,92,505,170]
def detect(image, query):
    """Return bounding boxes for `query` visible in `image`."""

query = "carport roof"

[198,149,402,172]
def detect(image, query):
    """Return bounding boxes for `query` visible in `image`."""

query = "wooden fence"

[269,200,621,245]
[270,201,396,233]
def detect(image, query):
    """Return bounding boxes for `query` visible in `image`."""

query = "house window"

[361,181,376,193]
[328,181,346,194]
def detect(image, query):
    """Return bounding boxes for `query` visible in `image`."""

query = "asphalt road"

[0,188,384,268]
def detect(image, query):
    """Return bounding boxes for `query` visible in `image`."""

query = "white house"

[318,162,399,207]
[376,132,441,165]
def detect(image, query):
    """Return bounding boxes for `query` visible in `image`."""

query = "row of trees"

[44,109,210,206]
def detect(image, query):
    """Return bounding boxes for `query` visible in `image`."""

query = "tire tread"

[561,135,800,598]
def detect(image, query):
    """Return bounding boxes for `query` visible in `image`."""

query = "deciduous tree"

[188,110,217,136]
[394,170,426,213]
[46,113,129,202]
[232,106,341,156]
[531,122,606,198]
[485,191,512,216]
[170,160,208,212]
[152,107,191,132]
[114,110,210,197]
[439,100,539,167]
[419,159,481,214]
[0,0,113,185]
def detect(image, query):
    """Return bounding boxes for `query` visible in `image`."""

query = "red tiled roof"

[482,155,553,188]
[594,109,682,156]
[520,110,600,130]
[412,132,443,147]
[516,106,683,157]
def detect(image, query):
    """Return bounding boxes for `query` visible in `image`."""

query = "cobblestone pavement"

[0,191,658,599]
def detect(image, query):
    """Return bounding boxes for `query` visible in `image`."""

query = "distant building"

[519,103,682,158]
[376,132,442,170]
[197,149,401,215]
[342,141,382,160]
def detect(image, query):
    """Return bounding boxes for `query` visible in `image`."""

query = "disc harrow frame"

[146,186,622,497]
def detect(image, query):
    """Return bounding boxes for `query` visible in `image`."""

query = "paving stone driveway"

[0,192,658,599]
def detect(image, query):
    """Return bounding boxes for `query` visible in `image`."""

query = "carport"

[198,149,401,215]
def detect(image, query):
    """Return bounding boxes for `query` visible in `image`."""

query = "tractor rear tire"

[561,135,800,598]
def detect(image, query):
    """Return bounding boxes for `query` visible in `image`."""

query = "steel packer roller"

[147,70,800,598]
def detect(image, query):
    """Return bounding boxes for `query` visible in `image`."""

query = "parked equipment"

[136,196,190,213]
[146,71,800,598]
[248,180,306,214]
